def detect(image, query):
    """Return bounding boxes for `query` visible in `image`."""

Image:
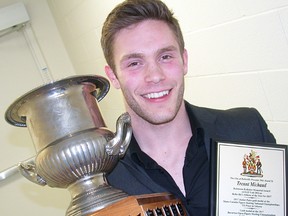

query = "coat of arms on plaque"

[241,150,263,177]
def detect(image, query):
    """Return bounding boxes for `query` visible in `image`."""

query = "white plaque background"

[216,142,286,216]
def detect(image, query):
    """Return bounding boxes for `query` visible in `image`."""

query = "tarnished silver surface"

[66,174,128,216]
[5,75,110,151]
[4,75,132,216]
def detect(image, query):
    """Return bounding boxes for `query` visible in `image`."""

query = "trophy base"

[89,192,187,216]
[66,175,128,216]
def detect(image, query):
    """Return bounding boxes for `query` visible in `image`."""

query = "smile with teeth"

[143,90,169,99]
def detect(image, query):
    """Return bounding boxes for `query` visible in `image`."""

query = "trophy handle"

[105,112,132,156]
[18,160,47,186]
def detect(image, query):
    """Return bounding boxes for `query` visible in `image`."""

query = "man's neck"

[131,102,191,151]
[129,101,192,195]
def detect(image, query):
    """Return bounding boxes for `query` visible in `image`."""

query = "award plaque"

[210,141,287,216]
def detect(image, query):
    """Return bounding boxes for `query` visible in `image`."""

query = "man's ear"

[105,65,121,89]
[182,49,188,75]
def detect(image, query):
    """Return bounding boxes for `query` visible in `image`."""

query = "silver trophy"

[4,75,132,216]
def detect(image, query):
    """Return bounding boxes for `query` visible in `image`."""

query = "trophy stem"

[66,173,128,216]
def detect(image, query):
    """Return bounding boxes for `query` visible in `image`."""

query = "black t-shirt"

[129,110,210,216]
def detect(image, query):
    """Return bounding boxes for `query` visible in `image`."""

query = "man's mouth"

[143,90,170,99]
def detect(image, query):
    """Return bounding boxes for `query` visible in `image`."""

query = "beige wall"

[1,0,288,216]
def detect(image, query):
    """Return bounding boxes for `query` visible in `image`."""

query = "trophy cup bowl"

[5,75,132,216]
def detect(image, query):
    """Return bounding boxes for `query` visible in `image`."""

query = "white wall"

[1,0,288,216]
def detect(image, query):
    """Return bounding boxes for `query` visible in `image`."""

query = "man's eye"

[161,54,172,60]
[128,62,139,67]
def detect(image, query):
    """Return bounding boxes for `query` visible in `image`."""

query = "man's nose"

[144,63,165,83]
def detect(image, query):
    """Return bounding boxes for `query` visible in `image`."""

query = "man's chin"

[141,112,177,125]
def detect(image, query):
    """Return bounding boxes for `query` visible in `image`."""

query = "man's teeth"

[144,90,169,99]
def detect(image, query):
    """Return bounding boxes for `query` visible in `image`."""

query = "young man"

[101,0,276,215]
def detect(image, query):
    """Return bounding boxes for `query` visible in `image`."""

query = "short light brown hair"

[101,0,185,72]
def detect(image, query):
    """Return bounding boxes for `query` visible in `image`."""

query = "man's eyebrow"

[120,53,144,63]
[120,45,178,63]
[157,45,178,55]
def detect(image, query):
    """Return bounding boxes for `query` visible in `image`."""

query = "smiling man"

[100,0,276,215]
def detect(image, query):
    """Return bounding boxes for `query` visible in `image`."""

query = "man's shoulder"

[185,101,275,143]
[185,101,262,122]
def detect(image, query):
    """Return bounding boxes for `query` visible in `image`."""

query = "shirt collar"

[129,135,158,168]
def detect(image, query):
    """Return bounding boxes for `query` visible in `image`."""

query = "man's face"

[105,20,188,125]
